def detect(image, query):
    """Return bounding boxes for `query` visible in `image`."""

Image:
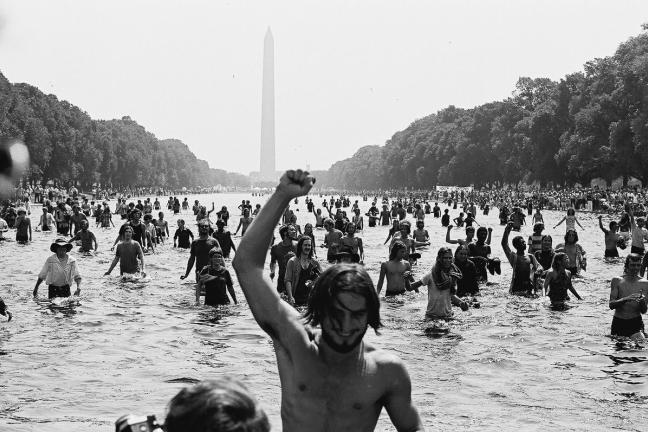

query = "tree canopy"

[322,27,648,189]
[0,72,249,188]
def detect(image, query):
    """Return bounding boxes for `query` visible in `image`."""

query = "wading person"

[609,254,648,341]
[34,238,82,298]
[233,170,423,432]
[105,225,145,277]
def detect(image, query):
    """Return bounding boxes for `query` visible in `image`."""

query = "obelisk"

[260,27,276,181]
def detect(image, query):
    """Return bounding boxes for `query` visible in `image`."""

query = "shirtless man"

[599,215,622,259]
[609,254,648,341]
[232,170,423,432]
[376,241,413,296]
[339,223,364,263]
[234,208,254,236]
[412,220,430,245]
[322,218,344,263]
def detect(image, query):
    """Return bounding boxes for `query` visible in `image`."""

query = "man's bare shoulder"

[363,343,409,375]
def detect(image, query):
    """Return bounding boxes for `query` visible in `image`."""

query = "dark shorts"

[631,245,645,256]
[16,234,28,242]
[48,284,71,299]
[611,315,645,337]
[604,248,619,258]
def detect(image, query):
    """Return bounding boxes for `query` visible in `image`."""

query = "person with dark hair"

[599,215,622,259]
[376,240,412,296]
[322,218,343,263]
[339,223,364,263]
[454,245,479,297]
[105,226,145,277]
[173,219,194,249]
[165,377,270,432]
[233,169,422,432]
[196,248,237,306]
[555,230,586,276]
[284,236,321,306]
[269,224,296,293]
[534,235,555,274]
[502,221,541,295]
[543,252,582,309]
[410,247,469,320]
[213,219,236,258]
[467,226,497,282]
[34,238,82,298]
[609,253,648,341]
[181,221,220,282]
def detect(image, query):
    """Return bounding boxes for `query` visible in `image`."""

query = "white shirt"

[38,254,81,286]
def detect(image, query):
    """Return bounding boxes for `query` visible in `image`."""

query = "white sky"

[0,0,647,175]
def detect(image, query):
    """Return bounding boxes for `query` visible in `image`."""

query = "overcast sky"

[1,0,647,175]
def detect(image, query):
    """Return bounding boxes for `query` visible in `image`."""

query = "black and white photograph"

[1,1,648,431]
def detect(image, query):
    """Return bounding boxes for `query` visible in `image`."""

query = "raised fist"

[277,170,316,199]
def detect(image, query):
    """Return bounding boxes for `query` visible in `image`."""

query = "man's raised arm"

[232,170,315,344]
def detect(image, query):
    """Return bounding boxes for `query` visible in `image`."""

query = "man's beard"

[321,327,367,354]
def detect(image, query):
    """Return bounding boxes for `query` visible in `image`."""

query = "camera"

[115,414,164,432]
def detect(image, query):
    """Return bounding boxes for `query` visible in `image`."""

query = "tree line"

[321,25,648,190]
[0,72,249,189]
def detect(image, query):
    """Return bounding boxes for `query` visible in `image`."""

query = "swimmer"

[232,169,423,431]
[609,254,648,342]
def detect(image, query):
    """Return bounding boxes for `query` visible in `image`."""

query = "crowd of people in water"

[2,171,648,431]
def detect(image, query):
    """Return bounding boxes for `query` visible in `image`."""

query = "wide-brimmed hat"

[50,238,73,253]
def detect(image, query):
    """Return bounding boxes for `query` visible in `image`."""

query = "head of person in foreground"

[165,377,270,432]
[304,263,382,353]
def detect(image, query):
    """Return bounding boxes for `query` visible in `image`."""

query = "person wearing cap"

[181,220,220,282]
[33,238,81,298]
[14,207,31,243]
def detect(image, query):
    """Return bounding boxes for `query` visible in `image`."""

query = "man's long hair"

[304,263,382,333]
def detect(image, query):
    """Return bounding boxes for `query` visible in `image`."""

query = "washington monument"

[260,27,276,181]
